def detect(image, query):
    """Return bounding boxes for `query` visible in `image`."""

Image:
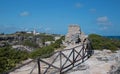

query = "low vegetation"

[23,40,39,48]
[1,33,120,73]
[88,34,120,51]
[0,46,28,73]
[0,35,64,73]
[30,36,65,58]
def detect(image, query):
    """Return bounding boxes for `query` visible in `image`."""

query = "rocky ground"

[10,44,120,74]
[68,49,120,74]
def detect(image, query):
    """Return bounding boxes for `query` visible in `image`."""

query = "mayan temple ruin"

[64,24,88,45]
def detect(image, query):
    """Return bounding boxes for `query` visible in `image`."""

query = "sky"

[0,0,120,36]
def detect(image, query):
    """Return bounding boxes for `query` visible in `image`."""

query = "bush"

[30,36,65,58]
[23,40,39,48]
[37,34,55,42]
[0,46,28,73]
[88,34,120,51]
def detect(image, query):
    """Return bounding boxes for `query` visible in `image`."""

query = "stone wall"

[65,24,88,45]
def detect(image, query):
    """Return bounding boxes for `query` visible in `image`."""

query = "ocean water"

[104,36,120,40]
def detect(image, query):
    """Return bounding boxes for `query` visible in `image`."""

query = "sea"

[104,36,120,40]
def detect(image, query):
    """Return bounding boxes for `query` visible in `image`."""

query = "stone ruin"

[64,24,88,45]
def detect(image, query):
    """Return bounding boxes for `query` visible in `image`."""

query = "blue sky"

[0,0,120,36]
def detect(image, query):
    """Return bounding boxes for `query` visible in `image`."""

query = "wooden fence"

[35,42,93,74]
[6,40,93,74]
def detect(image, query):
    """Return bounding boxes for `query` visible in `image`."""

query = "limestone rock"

[64,24,88,45]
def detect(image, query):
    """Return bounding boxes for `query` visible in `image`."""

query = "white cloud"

[45,28,51,32]
[97,16,108,23]
[89,8,96,13]
[20,11,29,16]
[100,26,108,30]
[97,16,112,25]
[96,16,112,31]
[75,3,83,8]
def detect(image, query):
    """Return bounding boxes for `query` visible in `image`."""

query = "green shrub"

[88,34,120,51]
[30,36,65,58]
[23,40,39,48]
[0,46,28,73]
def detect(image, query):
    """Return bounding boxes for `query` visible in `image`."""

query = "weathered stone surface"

[108,50,120,74]
[68,50,120,74]
[65,25,88,45]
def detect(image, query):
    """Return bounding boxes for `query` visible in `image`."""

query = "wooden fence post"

[82,44,85,63]
[60,51,62,74]
[72,48,75,67]
[37,58,41,74]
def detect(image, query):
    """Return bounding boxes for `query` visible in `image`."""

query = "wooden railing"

[35,42,93,74]
[6,40,93,74]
